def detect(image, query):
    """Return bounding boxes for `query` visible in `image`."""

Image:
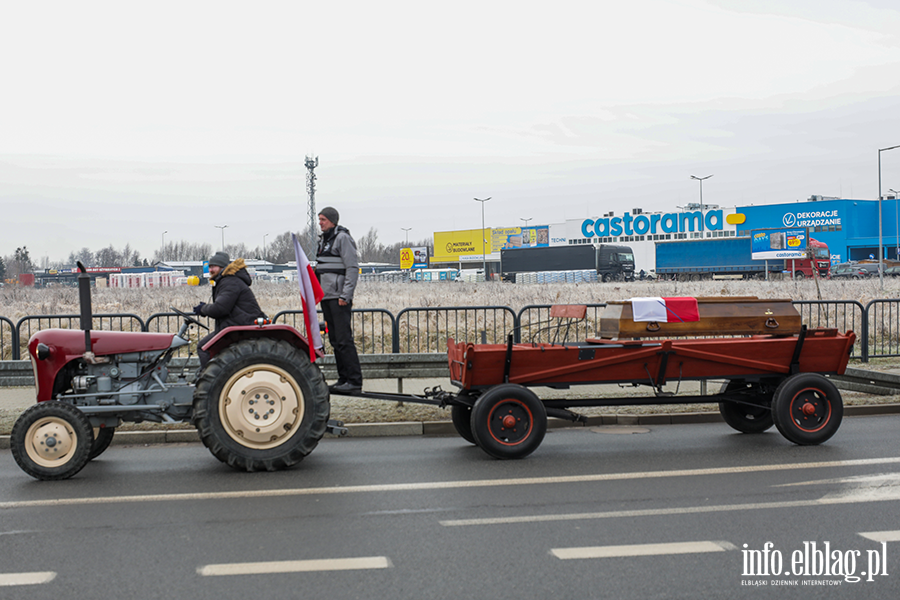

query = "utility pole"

[214,225,228,252]
[690,174,713,236]
[305,155,319,260]
[475,197,491,281]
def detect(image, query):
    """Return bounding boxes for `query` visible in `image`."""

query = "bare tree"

[357,227,382,263]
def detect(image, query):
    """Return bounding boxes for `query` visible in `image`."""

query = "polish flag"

[292,234,325,361]
[630,297,700,323]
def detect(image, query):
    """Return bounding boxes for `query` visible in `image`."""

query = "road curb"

[1,404,898,450]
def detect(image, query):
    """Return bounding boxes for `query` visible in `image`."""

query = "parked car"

[857,263,884,277]
[831,263,868,279]
[885,265,900,277]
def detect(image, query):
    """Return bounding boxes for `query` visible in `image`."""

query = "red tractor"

[11,264,339,480]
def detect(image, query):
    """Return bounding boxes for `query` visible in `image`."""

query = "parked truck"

[501,244,635,282]
[655,237,831,280]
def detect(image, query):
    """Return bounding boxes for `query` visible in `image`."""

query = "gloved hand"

[193,302,206,316]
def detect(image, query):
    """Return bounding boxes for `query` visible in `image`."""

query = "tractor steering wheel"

[171,307,210,331]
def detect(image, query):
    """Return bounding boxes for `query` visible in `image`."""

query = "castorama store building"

[563,196,900,273]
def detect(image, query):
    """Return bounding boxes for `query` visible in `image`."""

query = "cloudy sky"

[3,0,900,264]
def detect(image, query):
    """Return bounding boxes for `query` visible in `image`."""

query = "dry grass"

[2,277,899,359]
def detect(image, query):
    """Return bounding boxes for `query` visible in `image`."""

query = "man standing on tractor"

[315,207,363,394]
[193,251,267,368]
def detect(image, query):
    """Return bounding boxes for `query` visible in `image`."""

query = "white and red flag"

[630,297,700,323]
[292,233,325,361]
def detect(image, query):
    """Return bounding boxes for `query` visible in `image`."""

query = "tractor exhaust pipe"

[77,261,92,355]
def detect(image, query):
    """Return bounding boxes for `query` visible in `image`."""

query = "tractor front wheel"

[11,402,95,480]
[192,338,330,472]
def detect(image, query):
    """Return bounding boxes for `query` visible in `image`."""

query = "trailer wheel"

[771,374,842,445]
[11,402,95,480]
[471,384,547,459]
[451,404,476,445]
[718,381,774,433]
[193,338,330,472]
[89,427,115,460]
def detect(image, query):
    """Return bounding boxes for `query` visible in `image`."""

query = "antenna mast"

[305,155,319,259]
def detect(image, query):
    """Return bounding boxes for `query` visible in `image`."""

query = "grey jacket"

[315,226,359,302]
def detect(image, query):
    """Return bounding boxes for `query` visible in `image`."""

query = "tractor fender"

[201,324,320,361]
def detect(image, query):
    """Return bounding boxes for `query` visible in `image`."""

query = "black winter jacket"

[200,258,267,332]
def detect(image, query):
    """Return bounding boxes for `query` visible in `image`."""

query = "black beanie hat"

[209,251,230,268]
[318,206,339,226]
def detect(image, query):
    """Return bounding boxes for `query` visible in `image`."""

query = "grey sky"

[2,0,900,263]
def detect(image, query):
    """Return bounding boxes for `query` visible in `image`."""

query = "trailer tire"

[451,404,476,445]
[11,401,95,480]
[192,338,330,472]
[471,384,547,459]
[771,373,842,445]
[89,427,115,460]
[718,381,774,433]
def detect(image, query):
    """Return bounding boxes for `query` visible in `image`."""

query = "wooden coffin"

[597,296,802,338]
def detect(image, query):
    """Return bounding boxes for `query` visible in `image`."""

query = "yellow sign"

[400,247,414,270]
[433,229,492,263]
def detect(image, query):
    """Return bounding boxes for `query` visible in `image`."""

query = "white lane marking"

[774,473,900,487]
[0,572,56,586]
[440,488,900,527]
[859,530,900,543]
[2,457,899,510]
[551,540,735,560]
[197,556,391,576]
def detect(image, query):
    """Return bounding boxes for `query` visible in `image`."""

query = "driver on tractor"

[193,251,267,368]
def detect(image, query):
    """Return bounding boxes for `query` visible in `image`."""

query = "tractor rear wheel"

[11,402,94,480]
[192,338,330,472]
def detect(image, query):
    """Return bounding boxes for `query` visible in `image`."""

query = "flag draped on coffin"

[292,234,325,361]
[630,297,700,323]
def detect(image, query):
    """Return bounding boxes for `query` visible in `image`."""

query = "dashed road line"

[197,556,391,576]
[0,572,56,587]
[551,540,736,560]
[440,488,900,527]
[859,530,900,543]
[1,457,898,510]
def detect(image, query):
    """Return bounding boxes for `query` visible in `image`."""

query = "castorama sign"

[580,209,726,238]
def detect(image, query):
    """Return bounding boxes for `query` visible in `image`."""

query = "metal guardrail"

[0,316,16,361]
[14,314,146,361]
[0,353,449,388]
[792,300,865,360]
[273,309,395,355]
[395,306,517,353]
[0,299,898,361]
[864,299,900,361]
[516,304,608,344]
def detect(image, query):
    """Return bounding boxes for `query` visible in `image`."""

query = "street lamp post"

[401,227,412,246]
[161,231,167,261]
[263,234,269,262]
[215,225,228,252]
[690,175,713,237]
[474,197,491,281]
[890,188,900,262]
[878,145,900,289]
[520,217,532,227]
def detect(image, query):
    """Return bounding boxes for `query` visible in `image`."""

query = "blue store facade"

[735,197,900,265]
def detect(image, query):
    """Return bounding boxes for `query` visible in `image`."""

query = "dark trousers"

[321,299,362,386]
[198,331,215,369]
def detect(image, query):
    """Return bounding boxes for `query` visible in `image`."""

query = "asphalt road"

[1,416,899,599]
